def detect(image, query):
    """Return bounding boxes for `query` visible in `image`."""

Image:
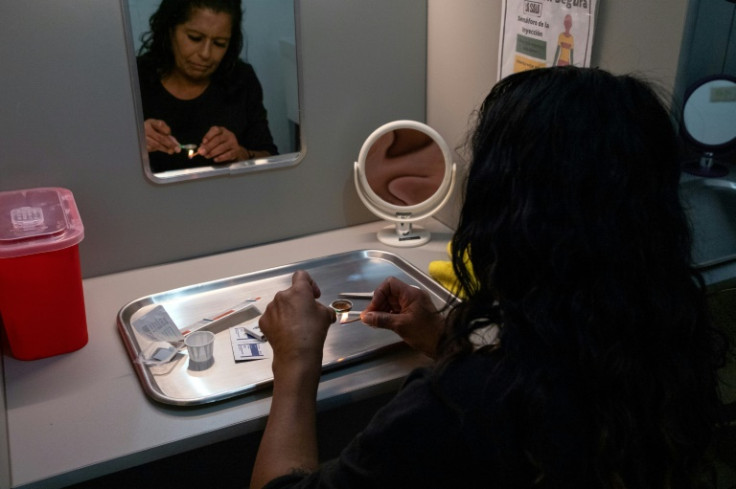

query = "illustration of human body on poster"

[498,0,598,79]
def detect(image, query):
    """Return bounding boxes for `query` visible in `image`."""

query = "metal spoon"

[330,299,353,313]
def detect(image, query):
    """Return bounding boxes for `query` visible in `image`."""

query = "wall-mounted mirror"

[681,74,736,178]
[122,0,301,184]
[354,120,456,247]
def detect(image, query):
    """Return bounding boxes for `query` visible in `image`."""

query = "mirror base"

[683,159,729,178]
[377,225,430,248]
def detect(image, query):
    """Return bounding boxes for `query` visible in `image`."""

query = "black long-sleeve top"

[263,352,591,489]
[136,55,277,173]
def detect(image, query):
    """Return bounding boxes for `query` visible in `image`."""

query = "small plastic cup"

[185,331,215,371]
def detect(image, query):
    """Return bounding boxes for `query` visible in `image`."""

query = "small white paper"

[230,326,268,361]
[243,322,266,341]
[231,326,252,340]
[139,341,178,365]
[133,305,183,343]
[234,341,266,360]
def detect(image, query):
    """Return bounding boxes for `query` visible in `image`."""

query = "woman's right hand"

[258,271,336,376]
[361,277,445,358]
[144,119,180,154]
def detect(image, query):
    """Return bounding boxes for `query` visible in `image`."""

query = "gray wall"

[675,0,736,105]
[427,0,692,227]
[0,2,712,486]
[0,0,700,278]
[0,0,427,278]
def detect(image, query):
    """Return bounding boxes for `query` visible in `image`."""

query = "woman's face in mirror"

[169,8,232,84]
[124,0,300,183]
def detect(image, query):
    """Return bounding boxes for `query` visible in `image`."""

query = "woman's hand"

[361,277,445,358]
[198,126,249,163]
[144,119,180,154]
[251,271,336,489]
[259,271,336,376]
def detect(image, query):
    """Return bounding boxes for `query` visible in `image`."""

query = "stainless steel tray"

[117,250,454,406]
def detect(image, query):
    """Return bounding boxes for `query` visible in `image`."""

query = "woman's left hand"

[198,126,249,163]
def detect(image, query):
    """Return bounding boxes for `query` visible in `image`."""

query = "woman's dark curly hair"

[441,66,727,488]
[137,0,243,82]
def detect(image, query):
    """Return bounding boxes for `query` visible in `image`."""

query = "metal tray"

[117,250,454,406]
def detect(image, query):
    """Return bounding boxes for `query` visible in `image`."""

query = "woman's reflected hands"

[259,271,337,376]
[361,277,444,358]
[144,119,180,154]
[198,125,249,163]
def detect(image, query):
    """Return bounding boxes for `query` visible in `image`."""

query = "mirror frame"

[354,120,456,247]
[682,74,736,152]
[681,74,736,178]
[120,0,305,184]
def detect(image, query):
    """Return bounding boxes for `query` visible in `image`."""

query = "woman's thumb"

[361,311,391,330]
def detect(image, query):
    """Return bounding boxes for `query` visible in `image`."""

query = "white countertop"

[3,220,452,488]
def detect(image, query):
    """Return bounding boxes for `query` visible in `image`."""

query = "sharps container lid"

[0,187,84,259]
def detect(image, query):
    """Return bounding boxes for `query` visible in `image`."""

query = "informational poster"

[498,0,598,80]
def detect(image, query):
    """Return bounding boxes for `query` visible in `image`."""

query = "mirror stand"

[683,151,729,178]
[377,222,431,247]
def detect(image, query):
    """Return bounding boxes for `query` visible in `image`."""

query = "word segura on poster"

[498,0,598,79]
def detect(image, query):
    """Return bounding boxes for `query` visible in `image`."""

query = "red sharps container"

[0,187,88,360]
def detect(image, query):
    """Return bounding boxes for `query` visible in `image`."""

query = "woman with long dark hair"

[137,0,276,173]
[251,66,727,489]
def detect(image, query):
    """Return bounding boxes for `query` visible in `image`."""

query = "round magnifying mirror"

[354,120,456,247]
[682,75,736,178]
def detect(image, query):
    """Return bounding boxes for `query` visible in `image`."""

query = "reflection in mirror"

[365,129,445,206]
[123,0,301,183]
[682,75,736,178]
[354,121,456,247]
